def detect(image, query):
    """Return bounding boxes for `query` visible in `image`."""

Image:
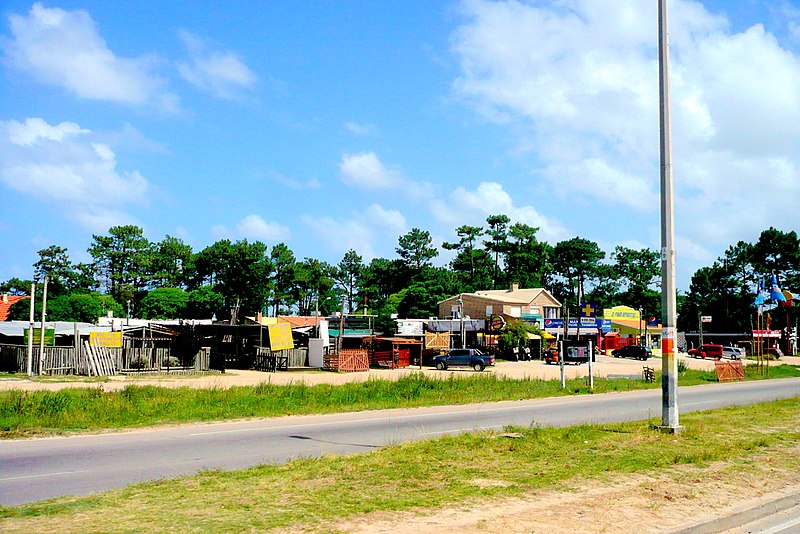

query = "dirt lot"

[329,450,800,534]
[3,352,781,392]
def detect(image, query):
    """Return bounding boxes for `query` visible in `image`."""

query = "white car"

[721,346,745,360]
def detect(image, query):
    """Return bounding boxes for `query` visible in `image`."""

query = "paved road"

[1,378,799,506]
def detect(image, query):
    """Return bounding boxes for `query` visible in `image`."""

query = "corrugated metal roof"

[0,321,111,337]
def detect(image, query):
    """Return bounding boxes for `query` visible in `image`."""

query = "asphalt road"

[2,378,799,506]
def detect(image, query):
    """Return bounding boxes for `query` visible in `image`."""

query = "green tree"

[12,292,123,322]
[269,243,296,315]
[359,258,407,314]
[194,240,273,320]
[88,225,154,307]
[551,237,606,309]
[291,258,336,316]
[139,287,190,319]
[612,246,660,316]
[186,286,224,319]
[33,245,73,295]
[484,214,510,288]
[150,236,193,288]
[335,249,364,313]
[0,277,32,295]
[504,223,552,289]
[396,228,438,274]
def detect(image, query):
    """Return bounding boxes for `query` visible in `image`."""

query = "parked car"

[765,346,783,359]
[721,346,745,360]
[432,348,495,371]
[687,344,723,360]
[611,345,652,361]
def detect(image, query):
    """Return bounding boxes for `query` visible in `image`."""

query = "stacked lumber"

[83,341,118,376]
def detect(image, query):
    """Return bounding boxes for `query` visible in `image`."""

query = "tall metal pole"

[38,276,49,376]
[658,0,681,432]
[26,283,36,376]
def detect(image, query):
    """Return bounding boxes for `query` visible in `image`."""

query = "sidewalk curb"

[673,492,800,533]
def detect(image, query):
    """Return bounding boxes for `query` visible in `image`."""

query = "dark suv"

[611,345,652,361]
[433,349,494,372]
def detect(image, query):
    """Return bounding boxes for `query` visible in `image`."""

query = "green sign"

[23,328,55,346]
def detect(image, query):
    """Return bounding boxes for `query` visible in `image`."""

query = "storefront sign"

[268,323,295,351]
[23,328,55,346]
[89,331,122,347]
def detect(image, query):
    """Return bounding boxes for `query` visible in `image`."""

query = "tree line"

[1,220,797,334]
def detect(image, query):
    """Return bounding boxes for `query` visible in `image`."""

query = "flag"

[754,279,768,306]
[770,273,786,302]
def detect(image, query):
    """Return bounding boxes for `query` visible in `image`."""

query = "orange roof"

[278,316,319,328]
[0,295,29,321]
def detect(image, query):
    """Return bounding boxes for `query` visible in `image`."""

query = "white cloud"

[302,214,378,260]
[177,30,257,99]
[365,203,407,234]
[3,3,177,110]
[345,121,377,136]
[339,151,403,189]
[0,117,149,230]
[213,214,291,242]
[430,181,568,243]
[452,0,800,275]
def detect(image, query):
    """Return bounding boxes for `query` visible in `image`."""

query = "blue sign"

[542,318,612,333]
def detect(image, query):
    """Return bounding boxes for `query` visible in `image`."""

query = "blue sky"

[2,0,800,292]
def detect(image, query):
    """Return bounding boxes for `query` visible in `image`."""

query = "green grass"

[1,364,798,438]
[0,397,798,533]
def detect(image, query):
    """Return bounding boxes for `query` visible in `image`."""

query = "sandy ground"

[329,449,800,534]
[4,353,792,392]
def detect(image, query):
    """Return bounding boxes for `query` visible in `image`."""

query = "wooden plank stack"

[83,341,118,376]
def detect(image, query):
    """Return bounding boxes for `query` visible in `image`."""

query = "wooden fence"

[0,343,211,375]
[254,347,308,371]
[0,345,77,375]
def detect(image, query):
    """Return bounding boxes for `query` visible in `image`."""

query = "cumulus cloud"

[301,203,408,260]
[365,203,407,235]
[177,30,257,99]
[0,117,149,231]
[452,0,800,264]
[3,3,177,110]
[302,214,378,259]
[339,151,403,189]
[212,214,290,242]
[430,181,568,243]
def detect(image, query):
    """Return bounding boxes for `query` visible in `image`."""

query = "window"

[485,305,493,315]
[509,306,521,318]
[450,305,460,319]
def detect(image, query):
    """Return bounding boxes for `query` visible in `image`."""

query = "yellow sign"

[604,306,641,320]
[89,331,123,348]
[268,323,294,351]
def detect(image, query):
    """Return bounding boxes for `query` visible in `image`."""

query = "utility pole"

[658,0,682,433]
[26,282,35,376]
[38,276,49,376]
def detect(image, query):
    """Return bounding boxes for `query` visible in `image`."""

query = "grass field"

[0,396,798,533]
[1,364,799,438]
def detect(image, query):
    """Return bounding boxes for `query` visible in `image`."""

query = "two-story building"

[438,283,561,324]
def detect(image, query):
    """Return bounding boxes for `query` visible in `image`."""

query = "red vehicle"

[687,344,723,360]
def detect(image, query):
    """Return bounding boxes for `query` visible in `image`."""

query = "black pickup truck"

[432,348,495,372]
